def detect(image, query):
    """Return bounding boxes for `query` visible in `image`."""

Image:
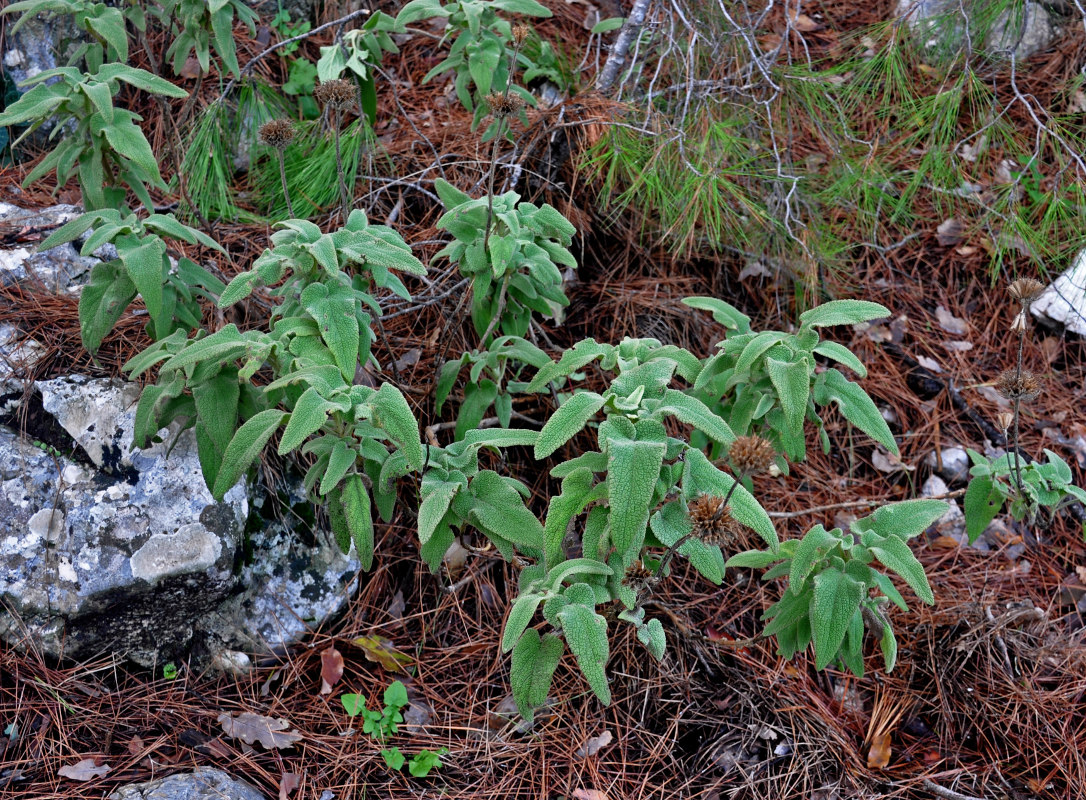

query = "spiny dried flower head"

[621,562,654,589]
[485,92,525,118]
[729,435,776,476]
[996,368,1042,402]
[258,119,295,149]
[1007,278,1045,305]
[313,78,355,109]
[511,23,531,45]
[687,494,743,548]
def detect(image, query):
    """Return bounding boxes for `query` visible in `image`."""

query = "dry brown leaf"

[788,11,822,31]
[320,646,344,695]
[217,712,303,750]
[930,535,962,550]
[572,790,611,800]
[280,771,301,800]
[871,448,915,473]
[575,729,613,759]
[58,759,110,781]
[351,635,413,673]
[126,737,143,756]
[944,340,973,351]
[916,355,942,373]
[179,56,203,79]
[935,305,968,335]
[936,218,964,246]
[867,731,892,768]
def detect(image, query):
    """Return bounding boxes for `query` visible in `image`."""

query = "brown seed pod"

[485,91,525,118]
[1007,278,1045,305]
[257,119,295,149]
[511,23,530,45]
[729,435,776,476]
[687,494,742,548]
[996,369,1042,402]
[314,78,355,109]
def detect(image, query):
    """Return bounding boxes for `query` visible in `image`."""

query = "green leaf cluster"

[395,0,551,128]
[342,681,446,776]
[37,209,224,352]
[685,297,897,463]
[435,178,577,344]
[964,448,1086,543]
[726,499,946,675]
[0,63,187,211]
[154,0,258,78]
[315,11,399,126]
[3,0,147,73]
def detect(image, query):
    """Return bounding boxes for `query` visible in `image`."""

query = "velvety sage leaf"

[542,468,598,569]
[653,389,735,445]
[812,340,866,377]
[607,439,666,562]
[418,482,458,545]
[681,296,751,331]
[684,449,778,550]
[871,571,908,611]
[213,409,287,499]
[855,499,950,541]
[867,536,934,605]
[469,470,544,553]
[278,387,335,455]
[799,300,890,328]
[637,617,666,661]
[813,368,898,455]
[510,629,563,722]
[369,383,423,471]
[964,475,1002,544]
[724,549,782,569]
[501,592,545,653]
[78,259,136,353]
[545,557,613,592]
[192,369,240,490]
[319,439,356,496]
[880,621,898,672]
[302,281,359,382]
[840,607,866,677]
[342,473,374,569]
[789,524,837,594]
[557,602,611,705]
[535,391,605,458]
[765,356,810,442]
[812,568,863,670]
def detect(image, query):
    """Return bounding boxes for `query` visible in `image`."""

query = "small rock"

[922,475,970,544]
[896,0,1057,60]
[923,445,971,484]
[108,767,264,800]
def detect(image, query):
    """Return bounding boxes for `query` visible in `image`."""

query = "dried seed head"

[996,411,1015,433]
[996,369,1042,402]
[687,494,743,548]
[511,23,530,45]
[258,119,295,149]
[620,562,654,596]
[1007,278,1045,305]
[729,435,777,476]
[314,78,355,109]
[485,92,525,118]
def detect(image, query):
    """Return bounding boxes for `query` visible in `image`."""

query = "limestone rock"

[0,375,359,668]
[108,767,265,800]
[1031,248,1086,337]
[0,203,97,290]
[895,0,1057,61]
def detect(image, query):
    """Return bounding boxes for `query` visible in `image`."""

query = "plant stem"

[1010,310,1026,495]
[332,107,350,221]
[278,149,295,218]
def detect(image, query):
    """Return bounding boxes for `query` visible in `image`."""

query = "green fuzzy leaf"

[469,470,544,553]
[880,622,898,672]
[766,357,810,443]
[302,281,359,382]
[192,369,240,490]
[854,499,950,541]
[840,607,866,677]
[607,438,666,563]
[103,118,161,183]
[812,341,867,377]
[326,484,351,554]
[219,271,261,307]
[799,300,890,328]
[535,391,605,458]
[866,535,934,605]
[637,617,666,661]
[279,387,336,455]
[78,259,137,353]
[545,557,613,592]
[811,568,863,670]
[812,368,898,455]
[510,629,563,722]
[789,524,838,594]
[132,372,185,448]
[213,409,287,499]
[653,389,735,445]
[434,177,472,209]
[418,482,458,545]
[319,439,356,496]
[649,501,722,584]
[501,592,545,653]
[557,602,611,705]
[542,467,599,569]
[118,235,167,336]
[342,473,374,569]
[724,549,783,569]
[964,475,1002,544]
[462,428,538,449]
[369,383,423,471]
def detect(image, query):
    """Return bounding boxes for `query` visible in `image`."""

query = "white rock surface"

[1031,249,1086,336]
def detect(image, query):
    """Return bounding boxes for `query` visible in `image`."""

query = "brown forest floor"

[2,0,1086,798]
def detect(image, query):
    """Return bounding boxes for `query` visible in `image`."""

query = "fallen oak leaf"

[58,758,110,781]
[575,729,613,759]
[320,646,344,695]
[217,712,303,750]
[867,731,892,769]
[351,634,413,673]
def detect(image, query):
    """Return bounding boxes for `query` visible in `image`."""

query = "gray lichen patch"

[130,525,223,583]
